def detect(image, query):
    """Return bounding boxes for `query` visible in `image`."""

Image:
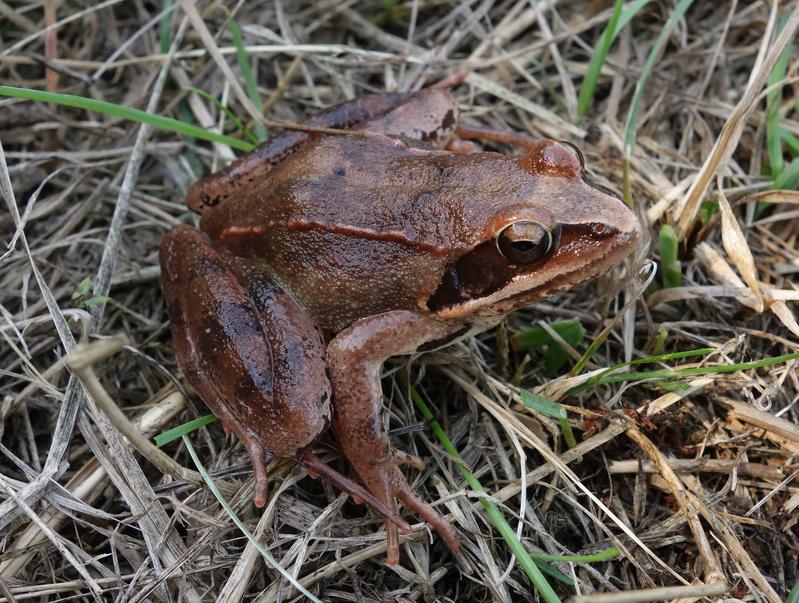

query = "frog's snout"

[610,198,643,249]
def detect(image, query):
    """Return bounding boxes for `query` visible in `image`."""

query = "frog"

[159,75,641,565]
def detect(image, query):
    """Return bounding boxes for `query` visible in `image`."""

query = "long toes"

[357,470,401,565]
[393,450,426,471]
[395,485,459,552]
[372,464,460,562]
[386,519,400,566]
[243,436,271,507]
[301,451,411,532]
[253,476,268,508]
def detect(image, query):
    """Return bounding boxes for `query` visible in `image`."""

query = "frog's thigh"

[160,225,331,506]
[327,310,460,563]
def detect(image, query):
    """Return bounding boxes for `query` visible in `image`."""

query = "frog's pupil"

[512,240,535,252]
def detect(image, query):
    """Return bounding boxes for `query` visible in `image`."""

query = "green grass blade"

[787,576,799,603]
[574,347,713,391]
[623,0,694,152]
[511,320,585,375]
[519,390,577,449]
[572,351,799,393]
[154,414,217,447]
[765,16,794,178]
[622,0,694,206]
[159,0,176,54]
[626,347,715,366]
[659,224,682,288]
[771,156,799,190]
[782,130,799,156]
[510,320,585,377]
[576,0,650,120]
[570,331,609,377]
[183,85,259,144]
[577,0,624,120]
[229,20,268,142]
[511,320,584,351]
[403,372,564,600]
[531,547,620,563]
[0,86,254,152]
[652,329,668,355]
[616,0,651,33]
[182,436,323,603]
[699,199,718,224]
[534,562,573,584]
[520,389,567,419]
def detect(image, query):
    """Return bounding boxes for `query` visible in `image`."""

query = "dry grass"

[2,1,799,601]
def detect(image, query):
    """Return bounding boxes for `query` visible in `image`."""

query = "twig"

[64,337,206,490]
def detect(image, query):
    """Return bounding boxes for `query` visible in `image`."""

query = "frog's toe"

[445,138,478,154]
[393,449,426,471]
[301,451,411,536]
[393,473,459,555]
[241,432,272,507]
[359,462,459,565]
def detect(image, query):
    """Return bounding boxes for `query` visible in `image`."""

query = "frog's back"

[203,136,535,244]
[199,135,564,330]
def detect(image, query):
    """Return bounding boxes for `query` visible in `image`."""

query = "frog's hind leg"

[327,310,461,565]
[159,224,330,508]
[203,384,274,506]
[452,124,543,152]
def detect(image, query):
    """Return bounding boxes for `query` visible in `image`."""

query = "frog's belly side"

[261,228,447,332]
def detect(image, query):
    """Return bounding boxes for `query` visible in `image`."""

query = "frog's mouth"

[426,218,640,320]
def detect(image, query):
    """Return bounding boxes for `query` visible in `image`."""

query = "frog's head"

[426,140,641,320]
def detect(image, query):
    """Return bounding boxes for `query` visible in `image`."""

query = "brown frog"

[159,76,641,564]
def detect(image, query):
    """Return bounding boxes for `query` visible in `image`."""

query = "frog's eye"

[495,221,554,264]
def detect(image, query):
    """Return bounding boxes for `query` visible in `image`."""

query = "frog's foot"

[300,451,412,534]
[445,138,478,154]
[327,310,462,565]
[217,415,273,507]
[353,458,458,566]
[189,385,274,507]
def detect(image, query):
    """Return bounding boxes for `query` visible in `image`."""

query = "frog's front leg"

[327,311,461,565]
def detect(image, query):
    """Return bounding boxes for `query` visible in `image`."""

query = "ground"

[1,2,798,602]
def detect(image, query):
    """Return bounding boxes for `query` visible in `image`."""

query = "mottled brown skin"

[160,80,641,565]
